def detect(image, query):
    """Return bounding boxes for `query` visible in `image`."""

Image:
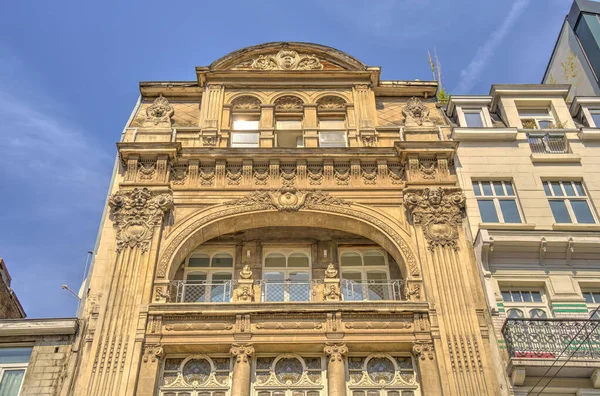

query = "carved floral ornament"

[224,186,351,212]
[323,343,348,362]
[231,96,261,110]
[317,95,346,110]
[274,95,304,111]
[412,342,434,361]
[142,344,165,363]
[230,344,254,363]
[145,95,174,126]
[403,187,466,251]
[108,188,173,252]
[249,50,323,70]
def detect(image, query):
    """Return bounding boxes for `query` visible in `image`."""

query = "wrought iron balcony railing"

[173,280,233,303]
[168,279,406,303]
[503,319,600,359]
[341,279,404,301]
[527,133,569,154]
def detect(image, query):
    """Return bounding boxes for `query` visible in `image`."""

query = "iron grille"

[172,280,233,303]
[341,279,404,301]
[503,319,600,359]
[527,134,569,154]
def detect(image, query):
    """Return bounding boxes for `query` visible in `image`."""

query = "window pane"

[319,120,345,129]
[585,293,594,304]
[276,120,302,129]
[477,200,499,223]
[512,292,523,302]
[522,292,532,302]
[212,253,233,267]
[519,108,550,117]
[186,273,207,282]
[543,182,551,196]
[481,182,493,196]
[464,111,484,127]
[507,309,525,319]
[265,253,286,267]
[499,200,522,223]
[493,182,505,196]
[505,183,515,196]
[501,291,512,302]
[549,200,572,223]
[212,273,232,281]
[341,252,362,267]
[0,369,25,396]
[363,251,385,266]
[288,253,309,267]
[531,291,542,302]
[591,112,600,127]
[575,182,585,196]
[530,309,547,319]
[551,182,563,196]
[563,182,576,196]
[0,348,32,364]
[593,292,600,303]
[538,120,553,129]
[571,200,596,224]
[319,131,346,147]
[231,132,259,147]
[472,182,481,196]
[342,271,362,281]
[189,254,210,267]
[232,119,259,130]
[366,271,387,281]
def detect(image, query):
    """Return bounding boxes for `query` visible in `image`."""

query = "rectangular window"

[276,119,303,148]
[589,110,600,127]
[463,109,485,127]
[0,347,31,396]
[232,119,259,131]
[501,289,549,319]
[543,180,596,224]
[582,289,600,319]
[518,108,555,129]
[319,119,346,148]
[473,181,522,223]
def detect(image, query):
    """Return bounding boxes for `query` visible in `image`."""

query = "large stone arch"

[156,200,421,281]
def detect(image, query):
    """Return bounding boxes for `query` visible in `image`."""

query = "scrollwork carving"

[230,344,254,363]
[108,188,173,252]
[402,97,430,126]
[403,187,466,251]
[324,343,348,363]
[412,342,434,361]
[142,344,164,363]
[231,96,261,110]
[274,95,304,111]
[250,50,323,70]
[317,95,346,110]
[145,95,174,126]
[224,187,351,212]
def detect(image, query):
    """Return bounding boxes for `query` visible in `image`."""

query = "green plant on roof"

[428,48,450,103]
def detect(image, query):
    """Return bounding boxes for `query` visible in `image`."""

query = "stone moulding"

[403,187,465,251]
[155,188,420,278]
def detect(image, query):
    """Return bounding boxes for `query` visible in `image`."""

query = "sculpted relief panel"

[233,50,324,71]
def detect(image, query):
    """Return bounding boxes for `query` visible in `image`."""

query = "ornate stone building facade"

[57,42,505,395]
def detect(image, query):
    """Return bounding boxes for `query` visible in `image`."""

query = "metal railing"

[341,279,403,301]
[527,133,569,154]
[172,280,233,303]
[257,280,316,302]
[503,319,600,359]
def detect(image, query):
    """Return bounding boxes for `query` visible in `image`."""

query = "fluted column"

[230,344,254,396]
[324,343,348,396]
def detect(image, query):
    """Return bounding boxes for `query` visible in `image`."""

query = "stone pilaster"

[324,343,347,396]
[230,344,254,396]
[412,341,443,396]
[135,344,164,396]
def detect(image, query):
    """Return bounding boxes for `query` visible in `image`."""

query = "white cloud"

[454,0,530,94]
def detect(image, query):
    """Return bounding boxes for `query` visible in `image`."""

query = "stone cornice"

[0,318,78,337]
[117,142,181,162]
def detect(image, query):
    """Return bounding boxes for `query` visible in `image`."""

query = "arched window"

[182,252,234,303]
[316,96,347,147]
[262,250,311,302]
[230,96,261,148]
[253,354,325,395]
[340,250,393,301]
[274,95,304,148]
[347,353,419,395]
[161,355,231,395]
[501,289,550,319]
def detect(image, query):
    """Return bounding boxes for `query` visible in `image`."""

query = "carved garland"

[156,189,420,277]
[108,188,173,253]
[403,187,466,251]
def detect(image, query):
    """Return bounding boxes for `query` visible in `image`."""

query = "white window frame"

[501,288,551,319]
[518,107,556,129]
[582,107,600,128]
[318,118,347,148]
[231,115,260,148]
[581,288,600,319]
[457,106,491,128]
[543,180,598,224]
[338,249,390,282]
[275,118,304,148]
[472,180,523,224]
[0,364,28,396]
[184,249,235,281]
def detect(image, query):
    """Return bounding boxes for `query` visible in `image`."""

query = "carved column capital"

[142,344,164,363]
[230,344,254,363]
[412,341,435,361]
[403,187,465,251]
[108,188,173,252]
[324,343,348,362]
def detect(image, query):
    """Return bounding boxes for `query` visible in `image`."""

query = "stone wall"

[19,335,73,396]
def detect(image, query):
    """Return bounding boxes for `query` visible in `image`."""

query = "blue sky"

[0,0,571,318]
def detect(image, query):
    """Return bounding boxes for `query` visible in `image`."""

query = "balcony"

[526,133,581,163]
[503,318,600,385]
[170,279,405,303]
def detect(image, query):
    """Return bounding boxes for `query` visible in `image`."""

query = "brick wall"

[19,336,73,396]
[0,282,24,319]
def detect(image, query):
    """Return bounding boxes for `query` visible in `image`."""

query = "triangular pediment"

[209,42,367,72]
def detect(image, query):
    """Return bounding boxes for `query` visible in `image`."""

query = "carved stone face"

[280,54,295,69]
[428,189,442,206]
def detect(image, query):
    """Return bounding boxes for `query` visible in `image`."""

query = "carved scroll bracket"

[403,187,465,251]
